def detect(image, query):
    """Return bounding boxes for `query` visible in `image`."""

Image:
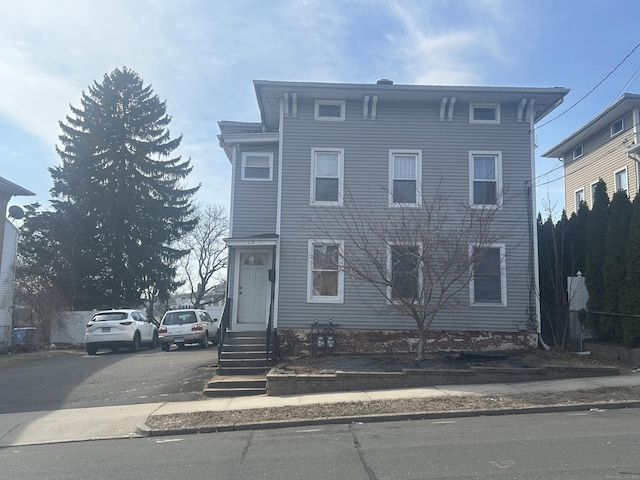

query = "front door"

[236,252,269,329]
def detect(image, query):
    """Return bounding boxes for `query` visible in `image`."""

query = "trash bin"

[12,327,37,351]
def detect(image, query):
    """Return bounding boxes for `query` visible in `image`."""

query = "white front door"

[236,252,269,329]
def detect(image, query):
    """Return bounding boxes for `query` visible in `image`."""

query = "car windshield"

[92,312,128,322]
[163,311,197,325]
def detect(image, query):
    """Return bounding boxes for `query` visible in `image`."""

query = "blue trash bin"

[12,327,37,351]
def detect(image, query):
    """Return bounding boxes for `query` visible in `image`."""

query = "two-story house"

[218,80,569,355]
[543,93,640,213]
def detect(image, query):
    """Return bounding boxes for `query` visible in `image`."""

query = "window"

[311,148,343,205]
[590,182,599,205]
[242,153,273,180]
[314,100,345,121]
[575,189,585,210]
[387,244,421,301]
[611,117,624,137]
[307,241,343,302]
[471,245,506,306]
[470,151,502,207]
[389,150,422,206]
[470,103,500,124]
[615,168,628,192]
[573,144,583,160]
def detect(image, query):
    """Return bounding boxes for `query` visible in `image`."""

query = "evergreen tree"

[37,67,198,309]
[622,194,640,345]
[567,201,589,276]
[601,190,632,339]
[584,179,609,336]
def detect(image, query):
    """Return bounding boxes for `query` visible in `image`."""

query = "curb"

[136,400,640,437]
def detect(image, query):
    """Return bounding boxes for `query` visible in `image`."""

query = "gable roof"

[0,177,34,198]
[253,80,570,131]
[542,93,640,159]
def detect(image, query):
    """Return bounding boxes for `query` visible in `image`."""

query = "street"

[0,347,217,413]
[1,408,639,479]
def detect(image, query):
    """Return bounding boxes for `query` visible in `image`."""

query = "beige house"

[543,93,640,213]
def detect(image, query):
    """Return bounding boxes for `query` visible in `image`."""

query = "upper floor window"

[469,103,500,124]
[573,144,583,160]
[314,100,345,121]
[615,167,628,192]
[610,117,624,137]
[470,151,502,208]
[387,244,421,301]
[575,188,585,210]
[470,244,506,306]
[242,153,273,181]
[311,148,343,206]
[389,150,422,206]
[307,241,344,303]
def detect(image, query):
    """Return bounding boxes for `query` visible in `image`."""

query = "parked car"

[85,309,159,355]
[158,309,219,351]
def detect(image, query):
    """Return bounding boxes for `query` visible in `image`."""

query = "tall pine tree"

[43,67,198,309]
[622,194,640,345]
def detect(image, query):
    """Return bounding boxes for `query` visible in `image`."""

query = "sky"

[1,0,639,219]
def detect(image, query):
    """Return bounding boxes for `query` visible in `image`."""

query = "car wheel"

[200,333,209,349]
[161,342,170,352]
[176,342,186,350]
[150,331,159,349]
[86,345,98,355]
[130,332,141,352]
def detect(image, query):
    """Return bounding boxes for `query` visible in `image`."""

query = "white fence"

[51,310,97,346]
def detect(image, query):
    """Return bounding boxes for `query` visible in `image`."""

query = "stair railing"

[217,300,230,363]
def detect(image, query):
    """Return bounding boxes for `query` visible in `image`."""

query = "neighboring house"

[543,93,640,213]
[218,80,569,354]
[0,177,35,349]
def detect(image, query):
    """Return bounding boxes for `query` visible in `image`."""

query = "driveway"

[0,345,217,414]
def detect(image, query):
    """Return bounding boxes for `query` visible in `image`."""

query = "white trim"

[573,144,583,160]
[469,243,507,307]
[314,100,345,121]
[610,117,624,137]
[469,103,501,124]
[469,150,503,208]
[307,240,344,303]
[574,188,585,212]
[310,148,344,206]
[225,238,278,247]
[388,149,422,207]
[529,111,542,338]
[614,166,628,192]
[241,152,273,181]
[219,132,279,144]
[229,144,237,236]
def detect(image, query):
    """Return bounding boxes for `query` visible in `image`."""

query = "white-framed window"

[389,150,422,206]
[307,240,344,303]
[615,167,628,192]
[311,148,344,206]
[573,144,583,160]
[575,188,585,210]
[241,152,273,181]
[469,103,500,124]
[469,151,502,207]
[610,117,624,137]
[314,100,345,121]
[387,243,421,301]
[470,244,507,306]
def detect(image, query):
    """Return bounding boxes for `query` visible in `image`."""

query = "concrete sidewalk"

[2,374,640,447]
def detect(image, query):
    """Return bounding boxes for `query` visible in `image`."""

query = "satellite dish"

[8,205,25,219]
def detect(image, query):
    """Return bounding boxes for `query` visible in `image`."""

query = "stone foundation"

[276,328,537,357]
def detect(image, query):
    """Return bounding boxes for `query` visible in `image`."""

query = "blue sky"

[1,0,639,218]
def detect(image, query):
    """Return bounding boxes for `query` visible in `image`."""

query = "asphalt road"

[0,345,217,414]
[2,408,639,479]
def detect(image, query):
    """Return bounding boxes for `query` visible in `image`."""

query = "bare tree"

[178,204,228,308]
[308,186,502,360]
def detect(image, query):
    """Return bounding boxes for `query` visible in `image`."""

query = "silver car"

[85,309,159,355]
[158,309,219,351]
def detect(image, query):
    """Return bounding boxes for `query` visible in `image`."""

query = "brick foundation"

[276,328,537,357]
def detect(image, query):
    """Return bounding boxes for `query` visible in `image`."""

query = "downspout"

[529,102,549,350]
[272,95,285,329]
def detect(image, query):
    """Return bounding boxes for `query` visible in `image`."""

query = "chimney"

[376,79,393,85]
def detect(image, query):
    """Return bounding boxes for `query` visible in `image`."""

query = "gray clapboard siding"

[272,97,535,332]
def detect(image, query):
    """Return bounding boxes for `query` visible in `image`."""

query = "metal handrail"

[217,301,230,362]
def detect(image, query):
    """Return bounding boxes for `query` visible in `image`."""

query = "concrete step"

[207,376,267,389]
[221,351,268,360]
[203,387,266,398]
[218,358,269,368]
[216,366,271,375]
